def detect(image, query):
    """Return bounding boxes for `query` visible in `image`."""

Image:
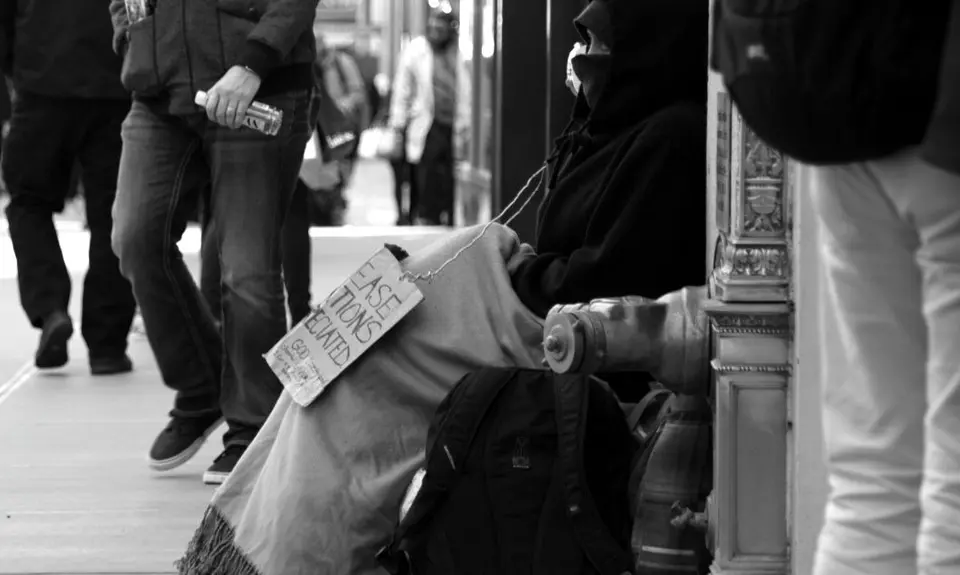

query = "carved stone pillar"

[705,71,794,575]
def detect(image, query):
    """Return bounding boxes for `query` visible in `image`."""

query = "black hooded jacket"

[510,0,709,317]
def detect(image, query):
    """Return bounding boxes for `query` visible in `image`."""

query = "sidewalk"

[0,226,443,574]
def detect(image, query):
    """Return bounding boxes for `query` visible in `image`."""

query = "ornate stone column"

[705,71,794,575]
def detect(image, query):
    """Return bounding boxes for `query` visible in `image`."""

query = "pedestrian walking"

[108,0,317,484]
[387,7,471,226]
[0,0,136,374]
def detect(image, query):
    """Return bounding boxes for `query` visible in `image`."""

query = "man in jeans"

[109,0,316,484]
[1,0,136,373]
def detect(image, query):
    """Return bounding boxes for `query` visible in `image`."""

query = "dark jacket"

[0,0,127,100]
[923,0,960,174]
[510,0,708,318]
[108,0,319,115]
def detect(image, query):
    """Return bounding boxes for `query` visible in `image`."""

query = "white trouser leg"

[896,159,960,574]
[811,153,927,575]
[810,150,960,575]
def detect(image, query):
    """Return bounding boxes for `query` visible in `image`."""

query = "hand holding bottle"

[195,90,283,136]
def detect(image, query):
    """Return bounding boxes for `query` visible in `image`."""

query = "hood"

[570,0,708,134]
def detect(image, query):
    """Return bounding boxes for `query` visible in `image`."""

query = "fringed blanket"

[178,224,545,575]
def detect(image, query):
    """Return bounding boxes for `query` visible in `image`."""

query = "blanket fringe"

[176,505,262,575]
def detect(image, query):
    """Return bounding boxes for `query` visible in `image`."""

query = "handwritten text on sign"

[264,248,423,407]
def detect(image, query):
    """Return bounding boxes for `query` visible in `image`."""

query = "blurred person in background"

[373,71,417,226]
[199,176,313,331]
[305,34,368,225]
[108,0,316,485]
[0,0,136,374]
[388,7,471,226]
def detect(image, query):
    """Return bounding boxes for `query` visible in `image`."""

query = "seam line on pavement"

[0,360,38,408]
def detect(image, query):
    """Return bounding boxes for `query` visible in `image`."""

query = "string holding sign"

[399,163,548,284]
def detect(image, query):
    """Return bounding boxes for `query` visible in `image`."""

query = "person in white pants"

[811,4,960,572]
[812,154,960,574]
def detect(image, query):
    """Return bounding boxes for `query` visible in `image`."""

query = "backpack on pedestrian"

[710,0,953,164]
[375,367,638,575]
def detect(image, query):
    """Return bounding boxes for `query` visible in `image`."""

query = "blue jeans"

[112,90,312,448]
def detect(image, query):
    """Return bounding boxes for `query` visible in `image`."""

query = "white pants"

[811,149,960,575]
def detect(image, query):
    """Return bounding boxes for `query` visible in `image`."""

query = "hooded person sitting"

[176,1,708,574]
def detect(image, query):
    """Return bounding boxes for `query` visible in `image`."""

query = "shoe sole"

[35,320,74,369]
[147,417,224,472]
[90,362,134,376]
[201,470,229,485]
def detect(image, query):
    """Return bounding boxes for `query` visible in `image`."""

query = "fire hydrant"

[541,286,711,396]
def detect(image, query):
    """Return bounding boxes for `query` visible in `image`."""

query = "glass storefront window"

[456,0,475,164]
[451,0,497,226]
[478,0,496,172]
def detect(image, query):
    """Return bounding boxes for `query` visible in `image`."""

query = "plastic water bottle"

[194,91,284,136]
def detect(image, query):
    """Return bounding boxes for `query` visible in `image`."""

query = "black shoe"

[148,413,223,472]
[90,354,134,376]
[35,311,73,369]
[202,444,246,485]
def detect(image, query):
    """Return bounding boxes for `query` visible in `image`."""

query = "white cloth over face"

[566,42,587,97]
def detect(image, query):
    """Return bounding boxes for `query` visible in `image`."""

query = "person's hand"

[204,65,262,129]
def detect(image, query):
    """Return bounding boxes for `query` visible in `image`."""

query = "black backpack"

[376,368,638,575]
[710,0,953,164]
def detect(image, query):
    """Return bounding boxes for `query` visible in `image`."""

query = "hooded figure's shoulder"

[618,101,706,158]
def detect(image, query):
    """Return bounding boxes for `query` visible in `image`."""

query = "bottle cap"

[194,91,208,106]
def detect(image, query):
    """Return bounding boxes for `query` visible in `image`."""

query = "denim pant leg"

[112,101,222,418]
[283,179,312,325]
[203,89,312,447]
[199,190,222,326]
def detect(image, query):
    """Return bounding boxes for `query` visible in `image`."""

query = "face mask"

[571,52,612,110]
[565,42,587,97]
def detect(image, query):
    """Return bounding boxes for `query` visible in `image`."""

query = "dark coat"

[0,0,127,100]
[510,0,708,317]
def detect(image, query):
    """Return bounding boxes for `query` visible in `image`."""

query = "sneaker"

[148,413,223,472]
[35,311,73,369]
[202,444,246,485]
[90,354,134,376]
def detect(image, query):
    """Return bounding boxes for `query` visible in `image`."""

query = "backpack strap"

[376,367,519,575]
[626,387,672,439]
[554,374,634,575]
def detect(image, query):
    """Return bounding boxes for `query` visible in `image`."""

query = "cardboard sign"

[264,248,424,407]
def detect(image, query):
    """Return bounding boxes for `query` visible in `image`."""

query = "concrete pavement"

[0,221,444,574]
